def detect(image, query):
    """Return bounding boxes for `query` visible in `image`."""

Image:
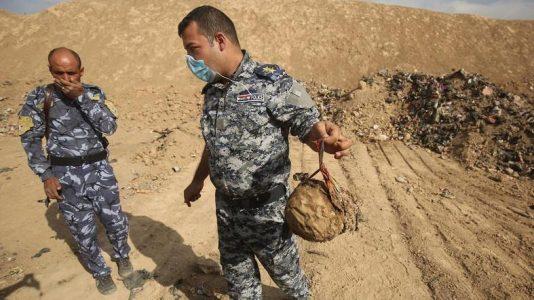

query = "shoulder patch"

[18,115,34,135]
[83,84,103,102]
[287,81,314,108]
[90,92,101,102]
[254,64,287,81]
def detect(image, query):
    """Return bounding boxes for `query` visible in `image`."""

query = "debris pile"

[385,69,532,178]
[305,69,533,178]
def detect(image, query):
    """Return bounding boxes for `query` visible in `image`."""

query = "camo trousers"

[215,190,310,300]
[54,160,130,278]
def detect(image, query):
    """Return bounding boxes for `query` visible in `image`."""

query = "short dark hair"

[178,5,240,46]
[48,47,82,69]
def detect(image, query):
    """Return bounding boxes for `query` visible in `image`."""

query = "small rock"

[403,133,411,142]
[395,176,408,183]
[505,168,514,176]
[488,175,502,182]
[377,134,388,141]
[378,69,389,77]
[0,97,5,101]
[372,124,379,130]
[482,86,494,96]
[440,188,455,199]
[214,292,229,300]
[172,166,181,173]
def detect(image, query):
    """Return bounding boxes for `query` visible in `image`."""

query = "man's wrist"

[302,119,321,143]
[39,169,54,182]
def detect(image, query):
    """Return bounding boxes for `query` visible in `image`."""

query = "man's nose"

[61,74,69,81]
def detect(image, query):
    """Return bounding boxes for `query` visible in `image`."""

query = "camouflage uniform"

[202,51,319,299]
[18,84,130,278]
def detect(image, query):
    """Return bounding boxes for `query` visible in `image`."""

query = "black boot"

[116,257,134,278]
[95,274,117,295]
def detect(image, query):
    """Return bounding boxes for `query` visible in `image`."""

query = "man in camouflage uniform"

[179,6,352,299]
[18,47,133,295]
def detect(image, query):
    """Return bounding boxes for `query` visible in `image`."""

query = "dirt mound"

[386,70,533,178]
[308,70,533,179]
[1,0,533,298]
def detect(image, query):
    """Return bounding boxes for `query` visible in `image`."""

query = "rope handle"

[305,140,340,197]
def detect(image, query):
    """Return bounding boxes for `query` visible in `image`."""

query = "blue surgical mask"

[185,55,217,83]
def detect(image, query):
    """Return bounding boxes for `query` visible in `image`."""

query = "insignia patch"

[237,92,264,103]
[263,66,276,74]
[90,93,101,102]
[254,64,287,81]
[18,116,34,135]
[36,102,44,110]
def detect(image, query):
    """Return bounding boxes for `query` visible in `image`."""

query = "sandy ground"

[1,133,532,299]
[0,0,533,299]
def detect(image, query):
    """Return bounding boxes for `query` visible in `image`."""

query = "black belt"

[49,150,108,166]
[222,184,286,209]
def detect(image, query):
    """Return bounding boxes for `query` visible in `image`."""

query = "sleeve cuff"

[39,169,54,182]
[298,117,320,142]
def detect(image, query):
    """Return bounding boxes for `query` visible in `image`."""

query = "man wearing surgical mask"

[179,6,352,299]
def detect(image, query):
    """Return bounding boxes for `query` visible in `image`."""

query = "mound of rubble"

[307,70,533,179]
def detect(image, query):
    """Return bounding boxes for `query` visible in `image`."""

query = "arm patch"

[254,64,287,81]
[287,81,314,108]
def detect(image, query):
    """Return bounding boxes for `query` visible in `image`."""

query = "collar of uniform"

[230,50,252,80]
[201,50,253,95]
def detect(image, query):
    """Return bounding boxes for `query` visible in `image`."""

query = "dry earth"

[0,0,533,299]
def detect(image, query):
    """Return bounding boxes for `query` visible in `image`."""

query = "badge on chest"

[236,91,264,103]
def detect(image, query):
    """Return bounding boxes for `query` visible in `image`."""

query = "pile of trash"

[305,69,533,179]
[385,69,532,178]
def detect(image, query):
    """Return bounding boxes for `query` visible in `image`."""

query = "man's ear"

[214,32,226,51]
[79,67,85,77]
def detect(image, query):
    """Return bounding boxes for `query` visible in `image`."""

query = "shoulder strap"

[42,84,108,149]
[43,84,54,140]
[72,99,109,149]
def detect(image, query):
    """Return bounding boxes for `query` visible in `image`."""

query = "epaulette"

[83,83,104,101]
[254,64,287,81]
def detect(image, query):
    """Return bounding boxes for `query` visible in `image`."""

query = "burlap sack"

[286,178,344,242]
[285,145,359,242]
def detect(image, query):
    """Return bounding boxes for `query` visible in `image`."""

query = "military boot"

[116,257,134,278]
[95,274,117,295]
